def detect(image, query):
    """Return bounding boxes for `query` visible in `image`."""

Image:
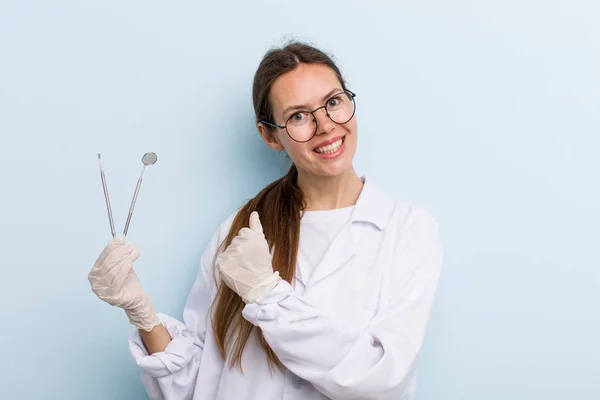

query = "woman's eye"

[291,112,305,121]
[328,97,341,107]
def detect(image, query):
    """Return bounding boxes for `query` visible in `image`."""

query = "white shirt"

[129,176,443,400]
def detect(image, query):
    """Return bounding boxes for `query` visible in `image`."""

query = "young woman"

[89,42,443,400]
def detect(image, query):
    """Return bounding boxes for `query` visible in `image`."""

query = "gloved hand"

[88,235,161,332]
[216,211,280,303]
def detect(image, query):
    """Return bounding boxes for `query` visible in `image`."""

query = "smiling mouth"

[314,136,346,154]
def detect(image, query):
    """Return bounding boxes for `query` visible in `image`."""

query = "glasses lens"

[286,112,316,142]
[326,92,355,124]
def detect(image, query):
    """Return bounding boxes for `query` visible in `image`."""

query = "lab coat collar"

[303,176,396,289]
[350,176,395,230]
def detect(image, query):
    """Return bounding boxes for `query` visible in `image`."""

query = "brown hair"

[210,41,348,370]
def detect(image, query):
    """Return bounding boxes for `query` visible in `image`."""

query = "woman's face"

[258,63,358,179]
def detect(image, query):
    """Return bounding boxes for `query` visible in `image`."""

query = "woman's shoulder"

[215,208,240,241]
[361,176,438,234]
[390,200,438,229]
[197,208,240,281]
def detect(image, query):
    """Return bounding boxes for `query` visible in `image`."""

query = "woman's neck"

[297,167,364,211]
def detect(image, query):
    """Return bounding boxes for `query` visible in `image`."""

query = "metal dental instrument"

[98,153,116,238]
[122,152,157,236]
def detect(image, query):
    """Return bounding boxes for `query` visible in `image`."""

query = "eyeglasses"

[261,90,356,143]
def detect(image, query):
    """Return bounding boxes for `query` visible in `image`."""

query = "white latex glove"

[216,211,280,303]
[88,235,161,332]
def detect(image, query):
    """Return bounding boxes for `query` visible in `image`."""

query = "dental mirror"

[142,152,157,166]
[122,152,157,236]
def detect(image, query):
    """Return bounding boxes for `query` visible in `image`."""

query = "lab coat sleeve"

[128,213,235,400]
[242,208,443,400]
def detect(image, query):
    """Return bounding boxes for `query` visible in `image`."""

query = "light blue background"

[1,1,598,399]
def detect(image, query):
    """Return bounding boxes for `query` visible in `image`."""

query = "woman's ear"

[257,123,285,152]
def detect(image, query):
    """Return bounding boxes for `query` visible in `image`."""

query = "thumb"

[249,211,263,234]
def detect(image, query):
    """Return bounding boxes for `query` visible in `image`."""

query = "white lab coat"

[128,177,443,400]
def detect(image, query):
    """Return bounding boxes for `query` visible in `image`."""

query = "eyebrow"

[280,88,343,118]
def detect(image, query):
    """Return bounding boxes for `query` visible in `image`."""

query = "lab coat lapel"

[294,249,310,288]
[305,220,360,287]
[304,176,396,288]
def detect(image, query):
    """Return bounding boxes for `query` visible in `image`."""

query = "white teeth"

[315,138,343,154]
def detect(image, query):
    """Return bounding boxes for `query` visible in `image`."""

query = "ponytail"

[211,164,303,369]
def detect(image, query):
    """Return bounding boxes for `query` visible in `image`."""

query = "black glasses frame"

[260,90,357,143]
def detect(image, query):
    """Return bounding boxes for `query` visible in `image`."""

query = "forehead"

[269,63,342,112]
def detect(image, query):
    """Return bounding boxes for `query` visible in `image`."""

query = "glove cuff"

[125,296,161,332]
[243,272,281,304]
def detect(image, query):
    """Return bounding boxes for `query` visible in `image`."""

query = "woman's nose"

[313,108,334,136]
